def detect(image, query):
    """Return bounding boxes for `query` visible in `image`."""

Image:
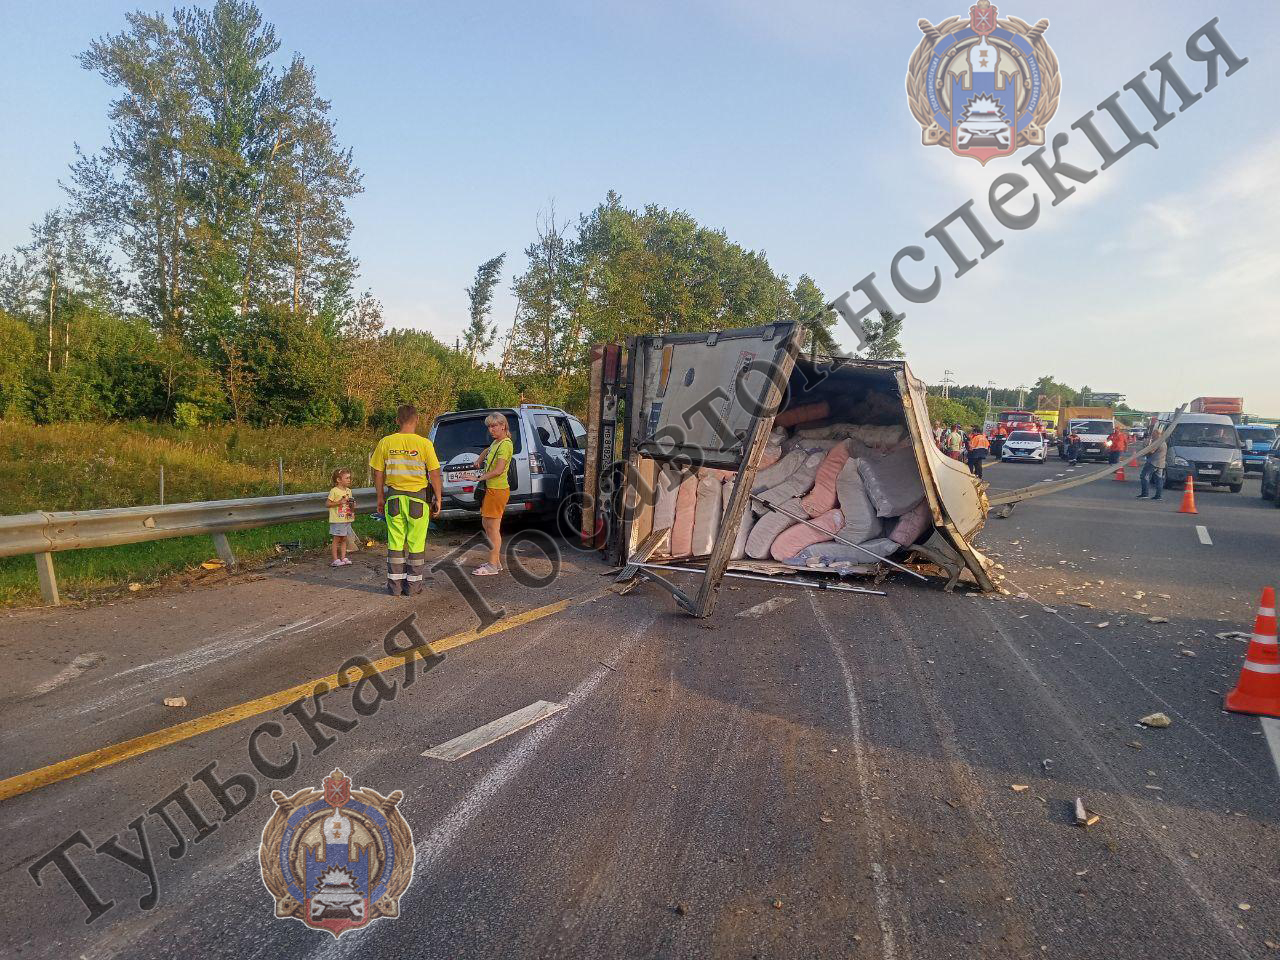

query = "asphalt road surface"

[2,460,1279,960]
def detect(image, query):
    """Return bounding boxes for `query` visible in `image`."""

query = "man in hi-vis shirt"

[369,404,442,596]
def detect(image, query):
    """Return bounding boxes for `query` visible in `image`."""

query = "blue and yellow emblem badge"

[258,769,415,937]
[906,2,1061,164]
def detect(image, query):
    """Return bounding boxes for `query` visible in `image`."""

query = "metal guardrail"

[1,487,377,606]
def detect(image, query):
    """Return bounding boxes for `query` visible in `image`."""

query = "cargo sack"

[775,400,830,428]
[756,451,824,509]
[691,471,723,556]
[724,477,753,560]
[652,464,683,531]
[752,449,807,494]
[888,499,931,546]
[670,471,699,557]
[801,442,852,517]
[834,459,882,543]
[788,538,899,568]
[746,497,804,559]
[858,446,926,518]
[770,508,843,562]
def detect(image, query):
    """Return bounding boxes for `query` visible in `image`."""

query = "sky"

[2,0,1278,414]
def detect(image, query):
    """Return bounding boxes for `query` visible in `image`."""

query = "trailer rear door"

[621,323,800,616]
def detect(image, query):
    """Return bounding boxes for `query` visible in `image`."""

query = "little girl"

[326,468,356,567]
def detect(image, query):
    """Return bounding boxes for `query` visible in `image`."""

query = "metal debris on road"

[1148,616,1169,624]
[1011,784,1030,792]
[163,696,187,708]
[1096,621,1110,628]
[1139,712,1172,728]
[1216,631,1252,642]
[1179,649,1197,658]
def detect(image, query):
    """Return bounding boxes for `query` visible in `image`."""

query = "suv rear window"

[433,413,522,462]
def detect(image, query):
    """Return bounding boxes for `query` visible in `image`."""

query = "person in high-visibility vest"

[1107,426,1128,464]
[966,426,991,478]
[369,404,442,596]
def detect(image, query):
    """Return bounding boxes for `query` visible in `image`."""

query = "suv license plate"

[450,470,481,482]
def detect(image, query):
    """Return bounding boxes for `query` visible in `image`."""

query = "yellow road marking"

[0,594,589,804]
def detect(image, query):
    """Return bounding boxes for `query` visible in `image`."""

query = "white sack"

[690,471,723,556]
[724,475,753,560]
[652,464,683,532]
[746,497,804,559]
[752,449,806,493]
[858,446,926,518]
[756,451,824,509]
[834,459,882,543]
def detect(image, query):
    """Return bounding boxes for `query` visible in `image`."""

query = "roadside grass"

[0,421,381,515]
[0,421,389,607]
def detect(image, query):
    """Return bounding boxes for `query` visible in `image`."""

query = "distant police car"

[1001,430,1047,462]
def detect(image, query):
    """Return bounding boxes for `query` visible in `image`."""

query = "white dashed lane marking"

[1196,525,1213,546]
[423,700,567,762]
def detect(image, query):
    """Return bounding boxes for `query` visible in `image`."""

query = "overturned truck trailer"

[581,322,996,617]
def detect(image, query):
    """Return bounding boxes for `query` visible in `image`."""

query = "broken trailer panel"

[583,324,996,616]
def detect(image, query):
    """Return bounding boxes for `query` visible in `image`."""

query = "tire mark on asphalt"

[978,600,1254,960]
[807,590,904,960]
[29,652,105,697]
[308,609,660,960]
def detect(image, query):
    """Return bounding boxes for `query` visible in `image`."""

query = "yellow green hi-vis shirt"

[369,432,440,493]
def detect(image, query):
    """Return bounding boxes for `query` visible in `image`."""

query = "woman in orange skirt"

[474,413,513,575]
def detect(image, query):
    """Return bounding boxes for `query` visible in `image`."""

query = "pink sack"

[669,472,699,557]
[770,508,844,562]
[800,442,851,517]
[775,401,830,428]
[888,499,932,546]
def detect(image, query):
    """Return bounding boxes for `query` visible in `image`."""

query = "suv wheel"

[555,492,584,541]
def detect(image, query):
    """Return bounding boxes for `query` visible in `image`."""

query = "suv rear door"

[432,411,523,508]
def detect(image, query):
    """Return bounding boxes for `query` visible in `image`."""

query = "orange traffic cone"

[1127,456,1139,468]
[1177,474,1197,514]
[1113,463,1126,482]
[1225,587,1280,717]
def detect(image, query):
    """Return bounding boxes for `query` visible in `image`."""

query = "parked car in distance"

[1260,438,1280,506]
[1157,412,1245,493]
[1001,430,1048,462]
[1237,424,1277,474]
[429,404,587,526]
